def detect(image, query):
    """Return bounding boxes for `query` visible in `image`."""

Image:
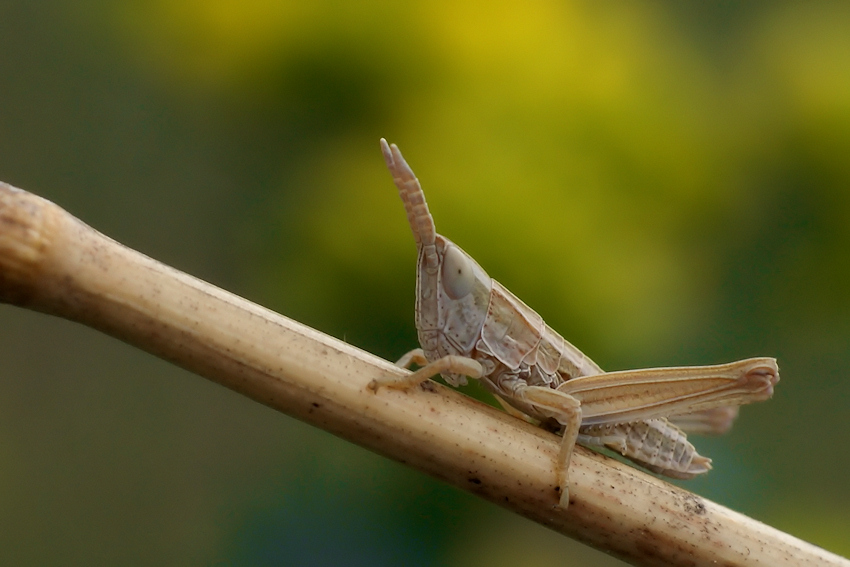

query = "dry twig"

[0,181,845,567]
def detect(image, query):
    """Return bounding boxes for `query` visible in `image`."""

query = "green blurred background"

[0,1,848,565]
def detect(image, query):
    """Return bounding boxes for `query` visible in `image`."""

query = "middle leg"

[501,380,583,509]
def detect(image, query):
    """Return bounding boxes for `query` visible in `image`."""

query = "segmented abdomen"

[580,418,712,479]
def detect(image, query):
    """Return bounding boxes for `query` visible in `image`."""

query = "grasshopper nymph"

[371,138,779,509]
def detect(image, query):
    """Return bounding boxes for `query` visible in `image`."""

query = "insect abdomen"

[580,419,712,479]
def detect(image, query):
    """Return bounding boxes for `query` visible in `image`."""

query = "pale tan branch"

[0,181,844,567]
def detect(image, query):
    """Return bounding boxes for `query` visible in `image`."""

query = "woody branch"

[0,182,845,567]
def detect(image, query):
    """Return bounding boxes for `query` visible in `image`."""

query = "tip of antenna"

[380,138,393,167]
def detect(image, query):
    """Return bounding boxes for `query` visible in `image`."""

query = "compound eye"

[441,245,475,299]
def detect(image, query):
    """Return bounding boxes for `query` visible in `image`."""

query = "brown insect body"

[377,138,778,507]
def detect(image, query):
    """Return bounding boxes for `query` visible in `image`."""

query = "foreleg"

[393,348,427,370]
[368,352,484,391]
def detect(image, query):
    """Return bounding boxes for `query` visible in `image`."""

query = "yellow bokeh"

[4,1,850,564]
[109,0,850,361]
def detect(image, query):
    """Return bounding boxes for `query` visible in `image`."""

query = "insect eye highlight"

[441,245,475,299]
